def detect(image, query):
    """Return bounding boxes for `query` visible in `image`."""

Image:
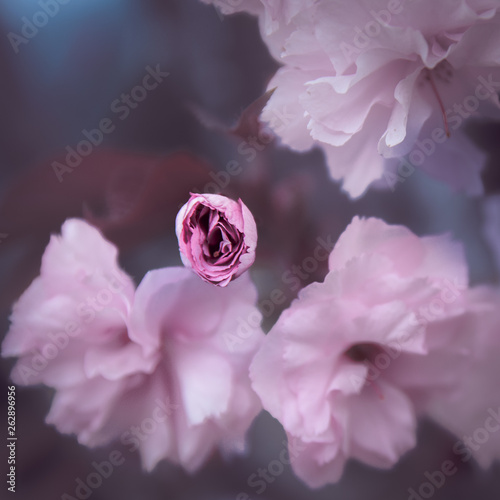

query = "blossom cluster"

[3,191,500,487]
[3,0,500,492]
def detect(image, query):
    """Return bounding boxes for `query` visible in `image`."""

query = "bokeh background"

[0,0,499,499]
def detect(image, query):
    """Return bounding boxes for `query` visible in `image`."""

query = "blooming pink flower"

[2,219,264,472]
[208,0,500,197]
[250,216,473,487]
[176,193,257,286]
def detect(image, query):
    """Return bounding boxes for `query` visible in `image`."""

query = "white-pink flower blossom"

[207,0,500,197]
[2,219,264,472]
[250,216,474,487]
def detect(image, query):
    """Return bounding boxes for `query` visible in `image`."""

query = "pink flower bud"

[175,193,257,286]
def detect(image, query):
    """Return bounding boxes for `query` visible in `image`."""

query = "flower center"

[344,342,381,363]
[195,206,239,262]
[208,227,231,258]
[344,343,385,400]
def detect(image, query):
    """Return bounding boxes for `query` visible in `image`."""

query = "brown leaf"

[231,87,276,140]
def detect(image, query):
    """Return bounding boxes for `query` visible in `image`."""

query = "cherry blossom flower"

[206,0,500,197]
[250,216,473,487]
[2,219,264,472]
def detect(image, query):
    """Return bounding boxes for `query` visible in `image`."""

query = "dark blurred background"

[0,1,499,499]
